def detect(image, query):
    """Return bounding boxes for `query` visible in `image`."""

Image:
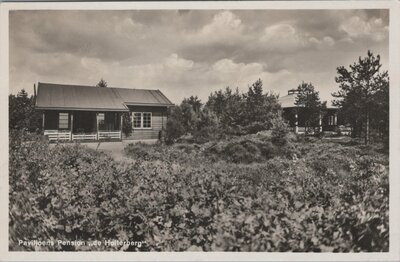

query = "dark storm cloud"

[9,9,389,103]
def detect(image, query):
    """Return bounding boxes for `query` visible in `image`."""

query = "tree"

[122,112,132,137]
[333,50,389,144]
[206,79,282,135]
[295,81,326,134]
[244,79,265,126]
[242,79,282,134]
[184,96,203,114]
[166,79,286,143]
[96,78,108,88]
[192,108,220,143]
[165,106,185,144]
[218,87,244,133]
[206,87,244,133]
[9,89,42,132]
[205,88,227,120]
[179,99,199,134]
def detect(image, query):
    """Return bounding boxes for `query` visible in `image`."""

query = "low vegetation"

[10,130,389,251]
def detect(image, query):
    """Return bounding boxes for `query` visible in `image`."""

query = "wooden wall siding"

[151,113,168,130]
[44,111,71,130]
[124,130,159,140]
[127,105,168,114]
[42,106,169,140]
[124,106,168,140]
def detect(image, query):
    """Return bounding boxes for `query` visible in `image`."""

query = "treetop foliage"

[96,78,108,88]
[295,81,326,130]
[166,79,285,143]
[9,89,42,132]
[332,50,389,144]
[295,82,324,109]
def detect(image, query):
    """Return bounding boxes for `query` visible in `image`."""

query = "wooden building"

[35,82,173,142]
[279,89,338,134]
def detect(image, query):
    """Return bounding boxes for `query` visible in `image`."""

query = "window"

[133,113,142,128]
[59,113,69,129]
[328,115,334,126]
[143,113,152,128]
[98,113,105,129]
[132,112,152,129]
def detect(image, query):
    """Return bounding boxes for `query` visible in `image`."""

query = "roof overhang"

[35,106,129,112]
[281,105,305,109]
[124,102,175,107]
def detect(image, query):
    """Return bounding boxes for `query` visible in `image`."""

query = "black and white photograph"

[1,1,400,260]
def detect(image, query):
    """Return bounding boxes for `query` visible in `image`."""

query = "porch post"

[96,113,99,140]
[70,113,74,141]
[42,112,45,132]
[294,111,298,134]
[334,113,337,126]
[120,113,123,140]
[319,113,322,133]
[161,111,164,129]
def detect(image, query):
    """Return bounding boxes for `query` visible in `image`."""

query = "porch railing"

[44,130,121,141]
[72,133,97,141]
[44,130,72,141]
[289,127,307,134]
[98,131,121,140]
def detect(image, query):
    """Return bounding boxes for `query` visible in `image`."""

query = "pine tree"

[295,82,326,133]
[96,78,108,88]
[333,50,389,144]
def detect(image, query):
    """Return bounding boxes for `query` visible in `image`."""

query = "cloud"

[114,17,144,39]
[261,23,336,52]
[187,11,244,45]
[309,36,335,48]
[164,54,194,70]
[9,9,389,105]
[209,58,295,97]
[211,59,264,83]
[261,24,307,52]
[339,16,388,42]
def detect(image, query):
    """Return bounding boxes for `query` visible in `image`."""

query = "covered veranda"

[35,83,129,142]
[279,89,339,134]
[42,110,125,142]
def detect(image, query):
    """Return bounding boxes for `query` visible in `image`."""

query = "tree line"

[165,79,287,144]
[165,51,389,145]
[9,51,389,145]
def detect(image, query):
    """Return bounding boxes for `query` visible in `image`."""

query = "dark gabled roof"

[35,82,174,111]
[114,87,173,106]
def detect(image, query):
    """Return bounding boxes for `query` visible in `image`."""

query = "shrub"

[165,106,186,144]
[9,130,389,252]
[10,130,139,251]
[202,134,299,164]
[192,109,220,144]
[271,116,291,146]
[122,112,132,137]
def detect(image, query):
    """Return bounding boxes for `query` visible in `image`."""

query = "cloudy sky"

[9,9,389,104]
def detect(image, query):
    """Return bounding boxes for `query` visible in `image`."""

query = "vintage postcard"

[0,1,399,261]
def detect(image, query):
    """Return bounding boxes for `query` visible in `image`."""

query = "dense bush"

[165,106,186,144]
[165,79,285,144]
[203,133,297,164]
[122,112,133,137]
[10,130,136,251]
[10,130,389,251]
[9,89,42,131]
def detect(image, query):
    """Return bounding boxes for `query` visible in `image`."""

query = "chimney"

[288,89,300,95]
[33,83,37,105]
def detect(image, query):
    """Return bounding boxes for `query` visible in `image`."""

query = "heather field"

[9,130,389,251]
